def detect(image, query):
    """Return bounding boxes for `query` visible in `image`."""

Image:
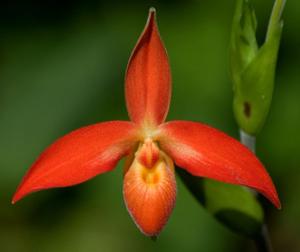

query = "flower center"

[123,138,174,185]
[137,138,160,169]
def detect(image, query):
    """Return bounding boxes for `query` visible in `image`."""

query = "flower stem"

[255,224,273,252]
[240,129,256,153]
[239,130,273,252]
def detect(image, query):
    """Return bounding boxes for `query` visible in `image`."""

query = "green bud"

[230,0,285,135]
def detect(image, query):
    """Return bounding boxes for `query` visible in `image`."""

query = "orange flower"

[13,8,280,236]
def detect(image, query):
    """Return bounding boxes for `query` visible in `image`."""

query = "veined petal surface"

[123,155,176,236]
[158,120,280,208]
[13,121,137,203]
[125,8,171,126]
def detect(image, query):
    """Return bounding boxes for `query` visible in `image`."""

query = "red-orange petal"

[125,8,171,126]
[158,121,281,209]
[123,156,176,236]
[12,121,138,203]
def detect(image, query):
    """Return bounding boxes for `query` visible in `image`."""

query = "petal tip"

[273,194,282,210]
[147,7,157,31]
[277,203,282,210]
[11,192,20,204]
[264,190,281,209]
[149,7,156,15]
[11,186,28,204]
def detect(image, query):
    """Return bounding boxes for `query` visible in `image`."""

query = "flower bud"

[230,0,284,135]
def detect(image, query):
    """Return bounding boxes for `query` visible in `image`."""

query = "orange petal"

[158,120,280,208]
[125,8,171,126]
[123,154,176,236]
[13,121,138,203]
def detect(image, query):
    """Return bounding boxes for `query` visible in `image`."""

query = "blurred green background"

[0,0,299,251]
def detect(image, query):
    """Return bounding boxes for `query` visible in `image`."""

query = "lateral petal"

[12,121,138,203]
[125,8,171,126]
[158,121,280,208]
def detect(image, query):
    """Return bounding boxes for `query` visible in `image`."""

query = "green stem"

[266,0,286,42]
[240,129,256,152]
[255,224,273,252]
[239,130,273,252]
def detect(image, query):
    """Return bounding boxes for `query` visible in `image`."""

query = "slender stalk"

[240,129,257,197]
[240,130,273,252]
[240,129,256,153]
[255,224,273,252]
[266,0,286,42]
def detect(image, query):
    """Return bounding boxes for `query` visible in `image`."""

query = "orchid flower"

[13,8,280,236]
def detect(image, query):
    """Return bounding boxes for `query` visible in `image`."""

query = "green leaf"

[177,169,264,237]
